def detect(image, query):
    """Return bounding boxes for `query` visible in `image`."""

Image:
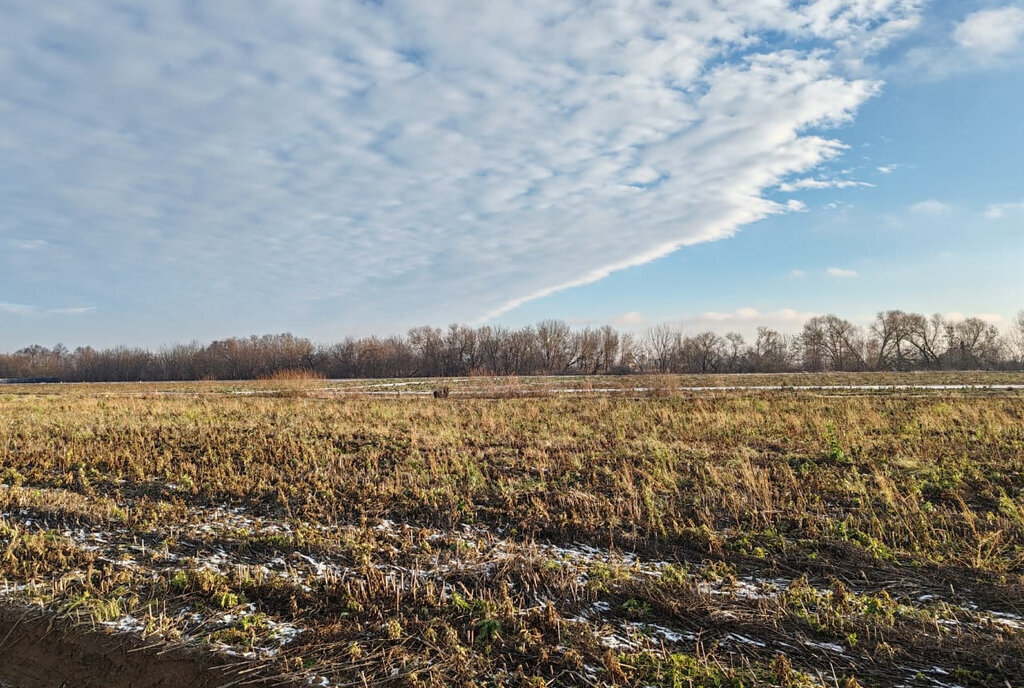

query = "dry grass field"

[1,374,1022,687]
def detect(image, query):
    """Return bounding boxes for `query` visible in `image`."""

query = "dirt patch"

[0,606,276,688]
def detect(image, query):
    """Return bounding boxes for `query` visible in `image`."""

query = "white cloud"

[610,311,649,328]
[984,201,1024,219]
[945,311,1004,324]
[0,2,923,334]
[662,307,818,336]
[0,302,94,317]
[0,302,36,316]
[609,306,818,336]
[827,267,859,277]
[902,6,1024,77]
[875,163,903,174]
[701,311,740,322]
[789,269,807,278]
[772,308,817,322]
[778,178,874,192]
[10,239,47,250]
[954,7,1024,58]
[698,307,813,323]
[48,307,96,316]
[910,199,950,214]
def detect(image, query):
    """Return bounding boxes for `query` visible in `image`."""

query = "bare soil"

[0,606,264,688]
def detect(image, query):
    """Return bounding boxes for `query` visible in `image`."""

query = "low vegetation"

[1,378,1022,686]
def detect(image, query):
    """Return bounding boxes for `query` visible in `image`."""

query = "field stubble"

[0,377,1022,687]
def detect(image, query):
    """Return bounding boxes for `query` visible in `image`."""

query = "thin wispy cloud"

[827,267,859,278]
[984,201,1024,219]
[9,239,47,250]
[0,2,923,333]
[0,302,37,316]
[910,199,951,214]
[48,307,97,316]
[875,164,903,174]
[778,178,874,192]
[0,302,95,317]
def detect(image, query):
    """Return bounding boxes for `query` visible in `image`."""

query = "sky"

[1,0,1022,350]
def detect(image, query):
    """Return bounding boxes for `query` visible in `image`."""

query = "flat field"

[1,375,1022,687]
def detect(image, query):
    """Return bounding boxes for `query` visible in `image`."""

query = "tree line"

[3,310,1023,382]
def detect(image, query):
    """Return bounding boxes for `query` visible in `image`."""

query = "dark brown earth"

[0,606,274,688]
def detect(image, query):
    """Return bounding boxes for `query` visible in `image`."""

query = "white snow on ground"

[75,378,1024,399]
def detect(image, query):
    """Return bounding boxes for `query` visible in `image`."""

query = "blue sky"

[1,1,1022,349]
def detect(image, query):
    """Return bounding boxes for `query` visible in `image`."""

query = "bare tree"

[943,317,1003,369]
[681,332,725,373]
[870,310,913,371]
[643,324,678,373]
[751,327,789,372]
[536,320,573,374]
[3,309,1020,381]
[408,326,444,376]
[572,328,604,374]
[724,332,745,373]
[598,325,620,374]
[1011,310,1024,369]
[904,313,945,369]
[618,332,639,373]
[799,317,828,372]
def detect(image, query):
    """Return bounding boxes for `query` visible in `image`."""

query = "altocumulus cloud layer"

[1,1,921,331]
